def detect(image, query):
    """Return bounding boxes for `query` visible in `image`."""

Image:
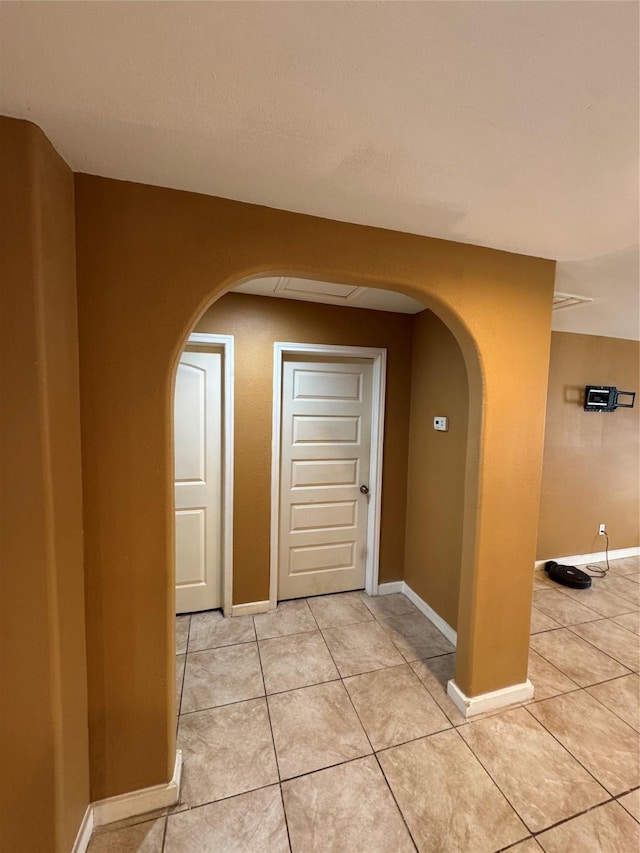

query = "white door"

[279,358,373,600]
[174,348,222,614]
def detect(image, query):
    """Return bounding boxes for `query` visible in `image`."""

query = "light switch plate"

[434,416,448,432]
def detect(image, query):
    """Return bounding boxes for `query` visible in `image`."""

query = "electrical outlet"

[598,523,606,536]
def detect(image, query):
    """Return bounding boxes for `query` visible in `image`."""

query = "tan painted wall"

[195,292,413,602]
[404,311,469,629]
[0,119,89,852]
[74,170,554,798]
[538,332,640,558]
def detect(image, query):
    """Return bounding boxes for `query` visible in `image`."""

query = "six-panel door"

[278,358,373,599]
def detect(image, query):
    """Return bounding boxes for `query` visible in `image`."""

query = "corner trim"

[231,600,274,616]
[376,581,457,647]
[376,581,404,595]
[71,804,94,853]
[231,599,272,616]
[92,749,182,829]
[534,545,640,570]
[447,678,534,718]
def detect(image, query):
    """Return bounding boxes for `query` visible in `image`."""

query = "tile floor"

[89,557,640,852]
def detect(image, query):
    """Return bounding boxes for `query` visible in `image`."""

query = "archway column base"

[447,678,534,718]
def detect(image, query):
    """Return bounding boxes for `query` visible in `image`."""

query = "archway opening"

[171,272,477,732]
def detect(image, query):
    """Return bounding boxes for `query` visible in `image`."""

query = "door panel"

[174,349,222,613]
[279,358,373,600]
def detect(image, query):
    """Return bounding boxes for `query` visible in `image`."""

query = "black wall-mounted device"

[584,385,636,412]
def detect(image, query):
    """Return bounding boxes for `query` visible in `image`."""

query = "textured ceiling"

[1,1,638,338]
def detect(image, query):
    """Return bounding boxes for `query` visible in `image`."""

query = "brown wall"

[538,332,640,558]
[74,170,554,798]
[195,293,413,602]
[0,119,89,852]
[404,311,469,629]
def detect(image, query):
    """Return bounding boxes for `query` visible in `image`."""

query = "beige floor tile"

[378,729,528,852]
[177,699,278,806]
[570,619,640,671]
[378,611,455,662]
[532,589,601,626]
[259,630,339,694]
[282,756,414,853]
[530,607,561,634]
[533,570,556,589]
[555,583,637,618]
[188,610,255,651]
[530,628,629,686]
[527,649,579,701]
[176,615,190,655]
[613,611,640,635]
[361,592,417,620]
[254,599,317,640]
[410,654,466,726]
[458,707,608,832]
[307,592,374,629]
[267,680,371,780]
[618,789,640,822]
[164,786,289,853]
[344,664,450,749]
[536,801,639,853]
[587,673,640,731]
[181,643,264,713]
[528,690,639,795]
[507,840,543,851]
[88,819,165,852]
[592,573,640,607]
[176,654,185,714]
[322,620,404,676]
[607,556,640,576]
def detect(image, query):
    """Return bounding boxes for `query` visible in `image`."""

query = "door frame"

[180,333,235,617]
[269,342,387,609]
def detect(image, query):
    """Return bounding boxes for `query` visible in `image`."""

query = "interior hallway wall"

[0,118,89,852]
[403,310,469,630]
[195,292,413,603]
[74,168,554,800]
[538,332,640,559]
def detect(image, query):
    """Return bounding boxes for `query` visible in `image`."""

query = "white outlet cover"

[434,416,448,431]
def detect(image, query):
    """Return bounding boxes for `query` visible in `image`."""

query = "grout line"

[277,783,293,853]
[446,724,533,834]
[529,631,632,686]
[521,700,616,796]
[528,794,622,837]
[160,812,168,852]
[372,752,419,851]
[174,592,637,846]
[254,633,283,785]
[581,683,640,733]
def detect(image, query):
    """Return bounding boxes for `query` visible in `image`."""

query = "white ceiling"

[234,276,426,314]
[1,1,638,338]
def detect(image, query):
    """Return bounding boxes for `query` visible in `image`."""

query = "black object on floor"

[544,560,592,589]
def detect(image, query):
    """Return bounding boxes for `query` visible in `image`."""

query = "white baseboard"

[92,749,182,828]
[231,599,271,616]
[447,678,534,718]
[535,545,640,571]
[71,804,94,853]
[402,583,457,647]
[73,750,182,850]
[376,581,404,595]
[376,581,457,646]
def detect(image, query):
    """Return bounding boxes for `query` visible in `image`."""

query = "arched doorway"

[76,175,554,799]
